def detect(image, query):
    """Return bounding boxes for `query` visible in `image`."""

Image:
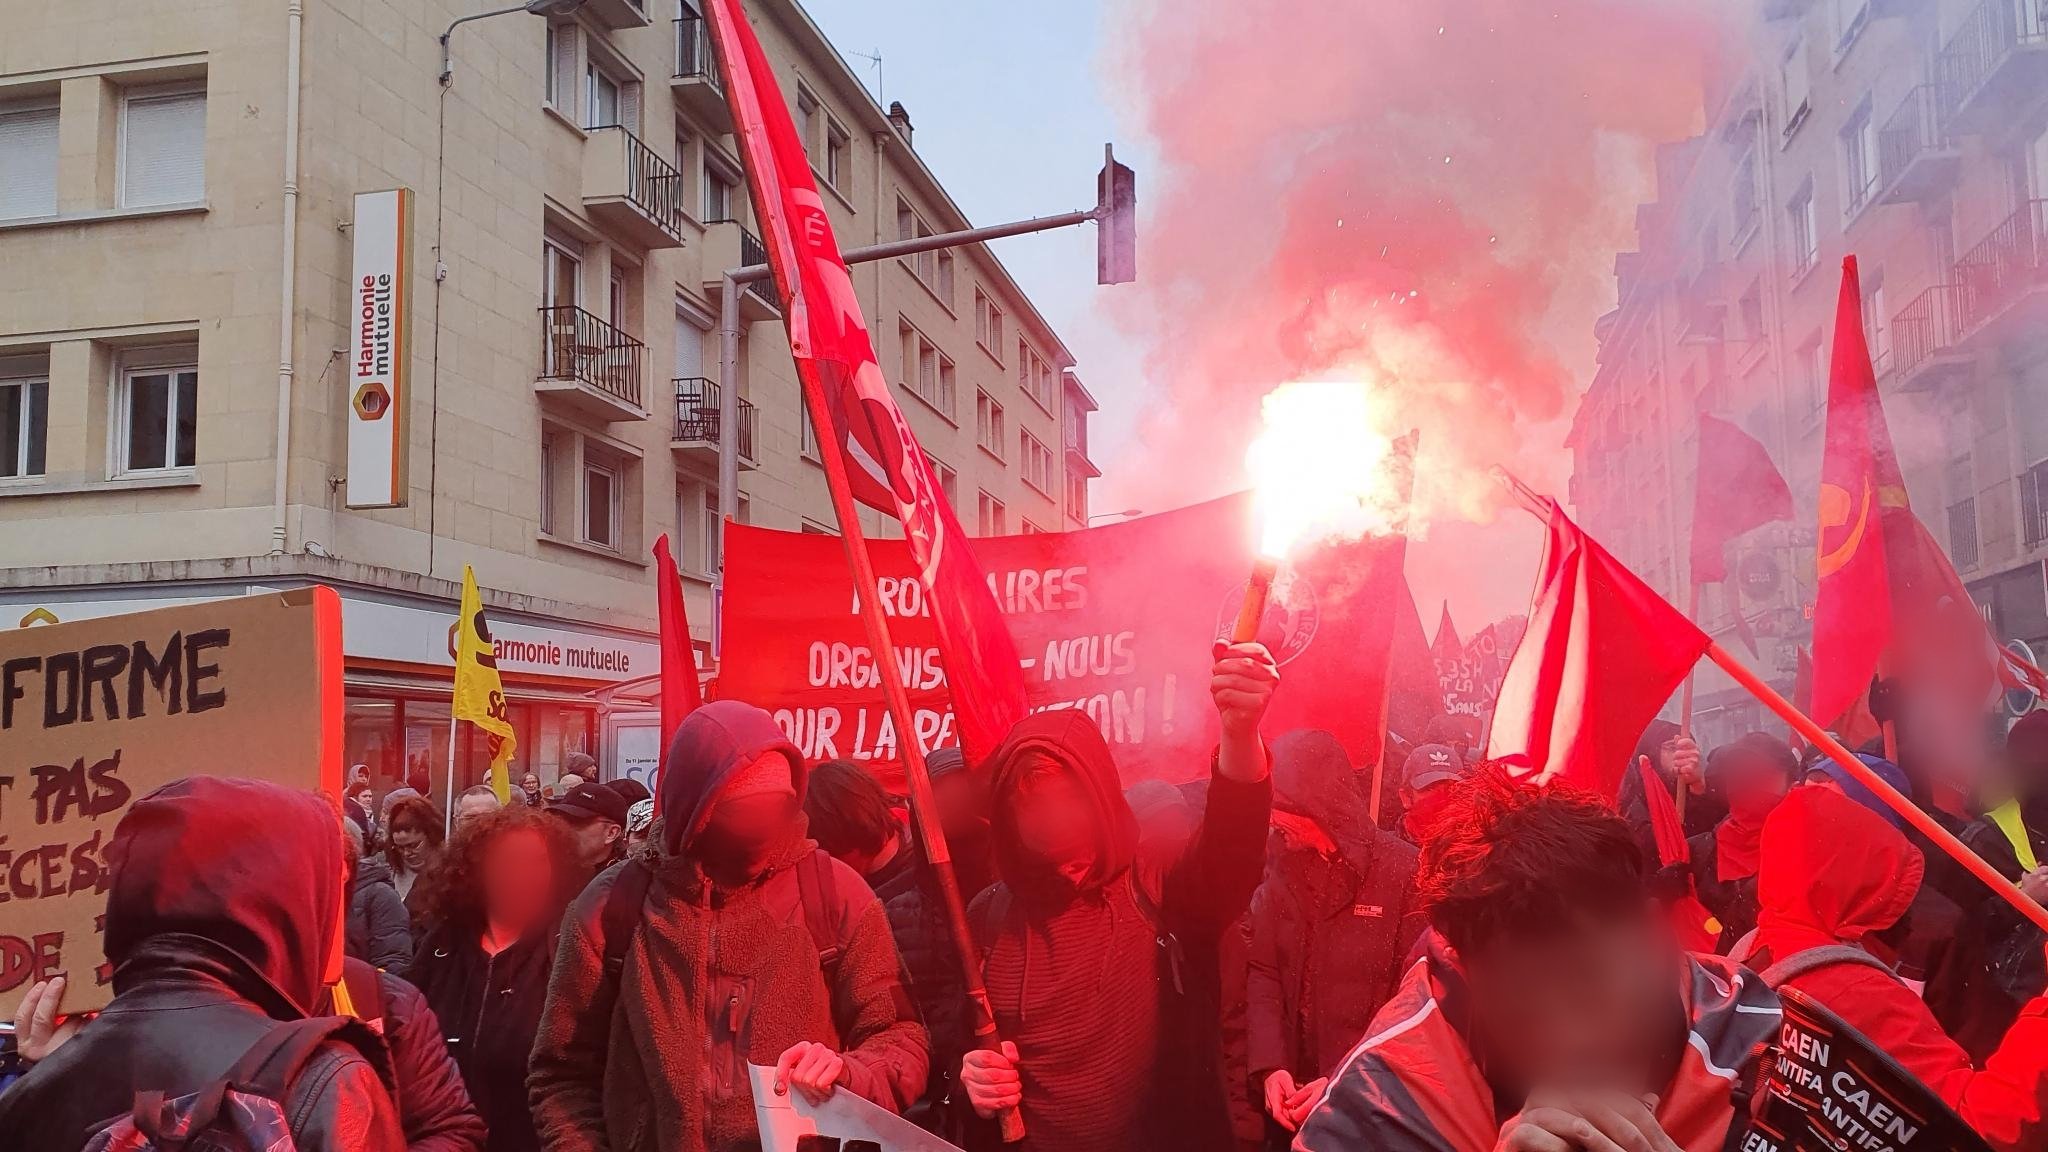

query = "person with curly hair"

[404,805,577,1152]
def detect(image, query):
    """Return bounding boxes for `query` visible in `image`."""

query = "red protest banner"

[718,493,1408,788]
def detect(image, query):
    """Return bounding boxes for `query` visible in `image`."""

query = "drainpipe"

[269,0,305,555]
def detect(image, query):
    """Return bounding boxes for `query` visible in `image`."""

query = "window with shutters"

[1021,430,1053,495]
[546,24,577,116]
[583,447,622,550]
[115,349,199,476]
[0,375,48,479]
[977,490,1006,536]
[974,290,1005,361]
[0,101,59,221]
[120,87,206,208]
[976,389,1005,459]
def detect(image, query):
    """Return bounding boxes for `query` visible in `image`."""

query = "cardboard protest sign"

[718,493,1408,788]
[0,588,344,1016]
[1747,985,1991,1152]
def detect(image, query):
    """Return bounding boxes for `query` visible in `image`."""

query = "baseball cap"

[1403,743,1467,791]
[550,781,630,826]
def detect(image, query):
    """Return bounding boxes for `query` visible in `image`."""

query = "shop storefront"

[0,579,660,810]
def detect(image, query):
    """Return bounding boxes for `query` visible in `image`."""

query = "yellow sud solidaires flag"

[453,566,517,802]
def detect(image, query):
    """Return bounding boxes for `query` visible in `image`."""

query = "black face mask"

[693,822,780,878]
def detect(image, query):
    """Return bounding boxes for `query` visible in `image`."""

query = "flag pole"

[794,370,1027,1143]
[443,712,458,840]
[1705,640,2048,933]
[1677,583,1700,827]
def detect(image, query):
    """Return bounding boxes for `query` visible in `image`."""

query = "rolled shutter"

[0,105,59,220]
[122,90,206,208]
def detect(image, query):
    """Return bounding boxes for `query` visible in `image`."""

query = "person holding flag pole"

[451,565,518,835]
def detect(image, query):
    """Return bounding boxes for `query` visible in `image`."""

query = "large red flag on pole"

[702,0,1027,763]
[1690,413,1792,585]
[651,535,703,744]
[1809,256,1904,729]
[1487,481,1712,798]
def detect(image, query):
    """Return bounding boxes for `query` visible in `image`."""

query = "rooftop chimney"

[886,100,913,147]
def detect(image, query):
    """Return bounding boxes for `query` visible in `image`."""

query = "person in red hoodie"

[1748,784,2048,1152]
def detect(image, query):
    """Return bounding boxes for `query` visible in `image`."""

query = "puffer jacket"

[964,710,1271,1152]
[529,701,928,1152]
[1246,731,1423,1103]
[332,957,488,1152]
[350,855,415,971]
[1750,785,2048,1152]
[0,777,404,1152]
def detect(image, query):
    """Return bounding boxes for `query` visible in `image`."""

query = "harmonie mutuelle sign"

[0,590,343,1016]
[346,188,413,508]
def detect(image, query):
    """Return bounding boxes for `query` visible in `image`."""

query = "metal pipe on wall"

[269,0,306,555]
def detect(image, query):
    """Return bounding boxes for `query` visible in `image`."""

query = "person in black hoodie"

[1246,730,1424,1142]
[404,804,578,1152]
[0,776,404,1152]
[955,641,1277,1152]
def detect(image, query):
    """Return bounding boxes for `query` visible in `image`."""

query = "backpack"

[83,1017,378,1152]
[598,849,845,989]
[1756,944,1895,987]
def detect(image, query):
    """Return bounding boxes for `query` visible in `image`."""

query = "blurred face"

[1135,804,1194,856]
[698,788,800,875]
[934,771,988,842]
[456,791,500,829]
[481,827,556,936]
[1401,781,1457,842]
[561,816,621,869]
[1722,754,1791,822]
[389,820,430,868]
[1460,906,1682,1093]
[1011,759,1097,881]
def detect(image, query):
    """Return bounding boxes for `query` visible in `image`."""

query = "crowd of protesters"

[5,640,2048,1152]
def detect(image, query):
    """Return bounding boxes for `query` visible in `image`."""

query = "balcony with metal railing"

[1890,283,1974,391]
[1876,85,1961,206]
[1938,0,2048,135]
[536,306,648,422]
[701,220,781,319]
[1955,198,2048,337]
[583,0,651,30]
[583,125,686,250]
[671,377,758,469]
[672,14,732,132]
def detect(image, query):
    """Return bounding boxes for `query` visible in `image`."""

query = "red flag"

[1810,256,1904,728]
[1690,413,1792,584]
[703,0,1029,762]
[1487,493,1711,798]
[651,535,703,747]
[1431,603,1462,660]
[1386,578,1444,746]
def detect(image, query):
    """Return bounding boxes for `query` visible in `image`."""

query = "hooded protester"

[406,804,579,1152]
[1616,720,1722,864]
[346,816,416,971]
[882,746,994,1128]
[529,701,928,1152]
[1296,769,1781,1152]
[1687,733,1798,952]
[1247,730,1425,1141]
[0,777,405,1152]
[955,641,1277,1152]
[1747,784,2048,1152]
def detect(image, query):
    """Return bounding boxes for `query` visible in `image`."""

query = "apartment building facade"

[0,0,1101,794]
[1569,0,2048,744]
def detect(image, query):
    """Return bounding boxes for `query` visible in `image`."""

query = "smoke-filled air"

[1101,0,1736,554]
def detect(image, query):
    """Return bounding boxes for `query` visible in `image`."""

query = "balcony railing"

[675,14,721,85]
[1939,0,2048,117]
[674,377,756,460]
[2023,461,2048,547]
[1876,84,1954,197]
[539,306,644,409]
[1955,198,2048,328]
[711,220,778,310]
[1890,283,1969,379]
[590,124,686,241]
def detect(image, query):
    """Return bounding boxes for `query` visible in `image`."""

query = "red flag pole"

[794,368,1026,1143]
[1706,641,2048,933]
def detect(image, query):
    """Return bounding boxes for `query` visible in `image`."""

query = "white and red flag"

[702,0,1028,762]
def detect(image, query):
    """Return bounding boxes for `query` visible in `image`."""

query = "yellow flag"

[453,565,517,803]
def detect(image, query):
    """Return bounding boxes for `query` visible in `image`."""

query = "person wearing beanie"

[530,701,927,1152]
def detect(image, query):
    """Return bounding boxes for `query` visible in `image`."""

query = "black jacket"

[404,921,557,1152]
[1686,830,1760,953]
[334,958,489,1152]
[0,777,404,1152]
[350,856,416,971]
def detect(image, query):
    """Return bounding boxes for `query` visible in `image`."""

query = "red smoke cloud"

[1102,0,1734,597]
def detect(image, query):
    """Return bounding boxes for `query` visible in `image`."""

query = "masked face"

[1722,755,1791,823]
[697,791,799,875]
[1010,759,1098,882]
